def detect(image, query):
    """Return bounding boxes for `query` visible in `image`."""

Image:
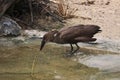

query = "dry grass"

[56,0,78,19]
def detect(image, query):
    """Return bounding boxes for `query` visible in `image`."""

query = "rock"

[0,16,21,37]
[54,75,62,80]
[23,30,47,39]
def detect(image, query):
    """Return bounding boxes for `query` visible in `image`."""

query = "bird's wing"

[59,24,101,40]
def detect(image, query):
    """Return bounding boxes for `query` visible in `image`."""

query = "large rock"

[0,16,21,37]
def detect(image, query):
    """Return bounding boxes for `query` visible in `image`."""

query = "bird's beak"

[40,39,46,51]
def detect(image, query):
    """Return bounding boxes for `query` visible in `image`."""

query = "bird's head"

[40,29,58,51]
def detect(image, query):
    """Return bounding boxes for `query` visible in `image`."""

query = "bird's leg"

[65,44,74,57]
[70,44,73,53]
[69,43,80,56]
[71,43,80,55]
[66,44,79,57]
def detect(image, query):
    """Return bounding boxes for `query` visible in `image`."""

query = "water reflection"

[78,54,120,72]
[75,53,120,80]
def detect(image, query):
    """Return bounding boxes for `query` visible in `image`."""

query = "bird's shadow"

[63,49,82,57]
[63,47,98,58]
[87,42,101,45]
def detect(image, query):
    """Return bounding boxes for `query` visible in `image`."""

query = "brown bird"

[40,24,101,56]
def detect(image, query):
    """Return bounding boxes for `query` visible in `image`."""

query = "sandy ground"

[62,0,120,41]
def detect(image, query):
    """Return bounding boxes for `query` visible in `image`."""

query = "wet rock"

[23,30,46,39]
[0,30,46,47]
[77,54,120,72]
[76,38,120,53]
[0,16,21,37]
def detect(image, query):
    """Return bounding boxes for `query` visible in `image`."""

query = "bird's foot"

[65,49,80,57]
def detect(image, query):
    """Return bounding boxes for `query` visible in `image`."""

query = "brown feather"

[58,24,101,42]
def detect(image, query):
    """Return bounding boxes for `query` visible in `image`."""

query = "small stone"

[54,75,62,80]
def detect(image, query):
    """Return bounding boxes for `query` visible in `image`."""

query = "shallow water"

[77,54,120,72]
[74,53,120,80]
[0,39,120,80]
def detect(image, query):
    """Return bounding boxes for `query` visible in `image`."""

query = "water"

[78,54,120,72]
[0,39,120,80]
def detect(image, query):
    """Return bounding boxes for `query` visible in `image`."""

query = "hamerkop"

[40,24,101,56]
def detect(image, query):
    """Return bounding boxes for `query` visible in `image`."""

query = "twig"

[28,0,34,24]
[41,5,64,23]
[13,17,31,26]
[0,0,16,19]
[30,52,38,80]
